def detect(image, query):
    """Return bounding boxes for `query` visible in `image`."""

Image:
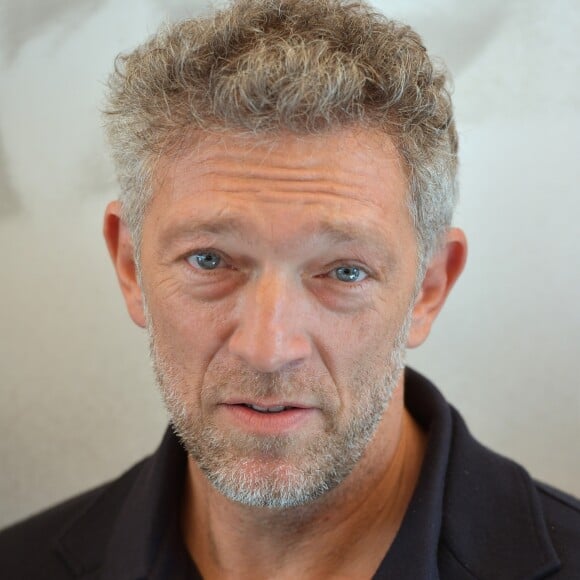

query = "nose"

[227,270,313,373]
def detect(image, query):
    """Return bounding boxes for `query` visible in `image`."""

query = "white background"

[0,0,578,528]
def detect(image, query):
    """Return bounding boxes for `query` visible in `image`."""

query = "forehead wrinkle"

[179,142,404,192]
[174,164,406,215]
[193,161,374,192]
[196,181,373,205]
[159,130,409,215]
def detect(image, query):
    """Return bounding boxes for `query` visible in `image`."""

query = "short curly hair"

[103,0,458,272]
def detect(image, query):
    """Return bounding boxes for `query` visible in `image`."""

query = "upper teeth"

[248,404,287,413]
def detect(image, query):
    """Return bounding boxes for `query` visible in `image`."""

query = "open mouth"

[222,402,317,433]
[242,404,294,414]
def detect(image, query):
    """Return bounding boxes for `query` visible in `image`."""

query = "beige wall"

[1,0,579,528]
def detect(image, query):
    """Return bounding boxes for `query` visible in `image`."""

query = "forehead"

[147,128,413,247]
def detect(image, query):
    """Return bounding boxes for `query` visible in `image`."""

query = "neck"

[181,380,427,580]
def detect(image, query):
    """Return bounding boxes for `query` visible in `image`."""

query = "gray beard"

[147,310,412,509]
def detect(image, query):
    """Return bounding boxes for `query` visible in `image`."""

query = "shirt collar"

[440,402,560,578]
[386,368,560,579]
[372,367,452,579]
[101,427,191,580]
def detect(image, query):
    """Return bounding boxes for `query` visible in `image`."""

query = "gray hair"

[103,0,458,272]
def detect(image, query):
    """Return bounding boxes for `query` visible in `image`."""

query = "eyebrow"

[317,221,373,244]
[159,216,248,245]
[159,215,391,253]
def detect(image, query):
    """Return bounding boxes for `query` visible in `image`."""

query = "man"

[1,0,579,578]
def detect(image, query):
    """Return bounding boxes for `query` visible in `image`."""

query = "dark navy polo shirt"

[3,368,578,578]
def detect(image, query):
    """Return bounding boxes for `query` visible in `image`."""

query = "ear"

[407,227,467,348]
[103,201,146,328]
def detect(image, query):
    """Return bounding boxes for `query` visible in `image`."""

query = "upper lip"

[222,399,314,409]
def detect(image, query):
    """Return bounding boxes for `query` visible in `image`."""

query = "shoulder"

[402,363,580,580]
[0,457,147,580]
[535,481,580,572]
[0,485,109,579]
[444,403,580,578]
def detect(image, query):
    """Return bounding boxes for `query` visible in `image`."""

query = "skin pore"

[104,128,466,579]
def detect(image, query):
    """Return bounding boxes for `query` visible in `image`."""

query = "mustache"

[201,361,331,402]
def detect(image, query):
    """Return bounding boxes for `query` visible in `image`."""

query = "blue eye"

[332,266,368,283]
[187,252,222,270]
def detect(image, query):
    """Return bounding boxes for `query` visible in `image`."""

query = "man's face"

[139,129,419,508]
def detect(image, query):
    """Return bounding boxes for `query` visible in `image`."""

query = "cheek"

[316,306,404,391]
[328,290,408,351]
[145,279,234,373]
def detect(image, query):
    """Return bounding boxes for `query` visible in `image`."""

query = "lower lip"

[219,404,319,435]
